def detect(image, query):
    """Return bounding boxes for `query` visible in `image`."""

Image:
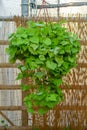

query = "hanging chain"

[35,0,51,23]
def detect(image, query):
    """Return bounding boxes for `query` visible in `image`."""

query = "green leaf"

[59,48,65,54]
[21,33,27,39]
[30,44,38,50]
[38,108,48,115]
[27,21,35,27]
[34,72,45,79]
[46,94,58,102]
[28,46,36,54]
[54,47,60,55]
[24,101,32,108]
[64,45,71,53]
[8,33,15,39]
[71,48,79,53]
[27,108,34,114]
[6,47,17,57]
[43,38,51,45]
[36,92,43,96]
[36,59,43,65]
[48,51,54,58]
[52,78,62,86]
[21,45,28,51]
[39,55,45,61]
[16,27,26,34]
[5,48,10,54]
[1,120,5,123]
[60,41,69,46]
[37,93,46,101]
[27,28,36,36]
[24,95,32,101]
[55,56,63,66]
[30,36,39,44]
[35,23,45,27]
[8,57,15,63]
[46,102,56,108]
[16,73,23,80]
[38,48,48,55]
[18,66,27,72]
[46,60,57,70]
[68,56,74,63]
[30,62,38,70]
[56,88,63,95]
[38,100,46,107]
[20,84,30,91]
[33,101,39,106]
[63,62,69,69]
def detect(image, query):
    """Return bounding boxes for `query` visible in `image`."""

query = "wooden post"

[22,79,28,126]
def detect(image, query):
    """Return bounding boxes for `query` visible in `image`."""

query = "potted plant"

[6,20,80,115]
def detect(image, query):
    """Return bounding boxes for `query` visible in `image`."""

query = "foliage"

[63,126,71,130]
[32,127,39,130]
[0,120,8,128]
[6,21,80,115]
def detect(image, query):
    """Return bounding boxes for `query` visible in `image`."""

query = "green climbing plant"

[6,21,80,115]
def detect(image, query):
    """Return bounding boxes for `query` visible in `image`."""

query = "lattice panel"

[63,67,87,85]
[78,45,87,63]
[57,110,87,128]
[65,21,87,41]
[62,89,87,106]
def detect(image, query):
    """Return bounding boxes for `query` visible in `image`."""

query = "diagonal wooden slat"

[0,111,15,126]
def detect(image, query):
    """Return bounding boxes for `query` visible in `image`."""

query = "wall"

[0,0,21,16]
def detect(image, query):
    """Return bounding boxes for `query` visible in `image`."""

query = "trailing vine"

[6,21,80,115]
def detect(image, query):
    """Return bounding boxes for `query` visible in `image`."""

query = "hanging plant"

[6,21,80,115]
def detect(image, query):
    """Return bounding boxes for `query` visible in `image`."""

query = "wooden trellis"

[0,15,87,130]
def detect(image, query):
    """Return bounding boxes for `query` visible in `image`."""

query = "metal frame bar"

[21,2,87,7]
[57,0,60,18]
[35,2,87,9]
[21,0,29,16]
